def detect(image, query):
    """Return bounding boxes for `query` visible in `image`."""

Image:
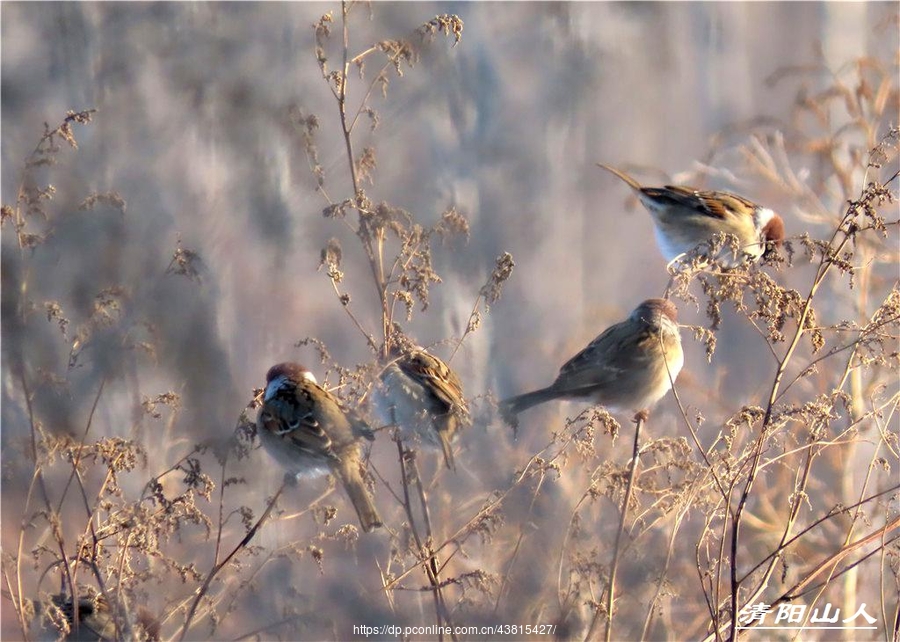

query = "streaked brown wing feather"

[602,164,759,224]
[557,323,619,378]
[400,352,468,414]
[285,423,333,457]
[641,185,728,219]
[708,191,757,214]
[651,186,757,221]
[262,412,335,459]
[556,323,656,392]
[263,382,337,458]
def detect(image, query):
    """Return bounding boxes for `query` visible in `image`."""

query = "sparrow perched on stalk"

[374,346,469,470]
[33,588,159,641]
[597,164,784,267]
[257,362,383,532]
[500,299,683,424]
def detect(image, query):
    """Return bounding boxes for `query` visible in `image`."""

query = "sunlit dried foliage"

[3,110,95,250]
[165,236,203,282]
[79,191,127,214]
[650,57,899,639]
[2,4,898,642]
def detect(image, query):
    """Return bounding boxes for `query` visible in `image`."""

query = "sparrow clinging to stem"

[257,362,383,532]
[598,164,784,268]
[500,298,683,425]
[374,344,469,470]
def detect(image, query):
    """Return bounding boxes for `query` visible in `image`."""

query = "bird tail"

[596,163,643,191]
[335,460,383,533]
[499,387,564,426]
[437,428,456,471]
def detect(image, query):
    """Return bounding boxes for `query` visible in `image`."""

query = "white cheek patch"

[265,370,317,401]
[754,207,775,229]
[265,375,287,401]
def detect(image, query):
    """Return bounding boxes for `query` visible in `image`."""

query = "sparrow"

[597,164,784,267]
[374,346,469,470]
[500,299,683,423]
[257,362,383,532]
[34,588,159,641]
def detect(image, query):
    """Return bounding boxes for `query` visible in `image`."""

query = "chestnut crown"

[631,298,678,325]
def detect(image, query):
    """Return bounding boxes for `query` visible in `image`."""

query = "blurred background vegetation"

[2,3,897,640]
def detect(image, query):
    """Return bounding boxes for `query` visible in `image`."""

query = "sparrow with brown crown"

[500,299,683,425]
[32,587,159,641]
[598,164,784,268]
[257,362,383,532]
[374,346,469,470]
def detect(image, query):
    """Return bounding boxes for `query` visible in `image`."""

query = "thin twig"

[178,481,287,641]
[583,412,645,642]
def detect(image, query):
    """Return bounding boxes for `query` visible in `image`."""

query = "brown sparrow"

[257,362,383,532]
[500,299,683,423]
[374,346,469,470]
[598,164,784,267]
[36,588,159,641]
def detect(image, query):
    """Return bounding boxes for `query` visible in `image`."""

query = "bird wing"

[555,322,656,394]
[599,163,758,222]
[260,381,338,460]
[399,351,468,417]
[647,186,755,221]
